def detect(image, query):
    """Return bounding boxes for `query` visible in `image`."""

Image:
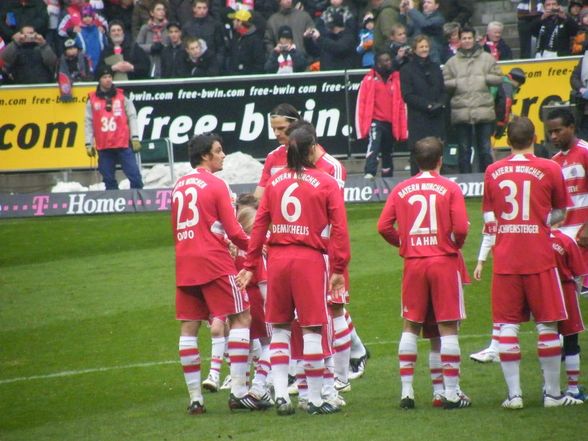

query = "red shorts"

[559,281,585,336]
[290,317,333,360]
[327,267,350,305]
[492,268,567,324]
[401,255,465,323]
[266,245,329,327]
[249,282,268,340]
[175,275,249,321]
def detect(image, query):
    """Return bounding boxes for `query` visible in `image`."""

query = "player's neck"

[511,145,534,155]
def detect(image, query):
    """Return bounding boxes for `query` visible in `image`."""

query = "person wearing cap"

[264,0,315,57]
[0,23,57,84]
[84,66,144,190]
[569,0,584,24]
[73,4,108,73]
[160,21,185,78]
[357,12,375,67]
[493,67,526,139]
[265,24,308,73]
[226,9,265,75]
[136,1,170,78]
[57,38,92,99]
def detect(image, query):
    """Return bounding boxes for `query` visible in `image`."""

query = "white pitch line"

[0,331,533,386]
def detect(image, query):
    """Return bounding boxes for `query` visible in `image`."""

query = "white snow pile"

[51,151,263,193]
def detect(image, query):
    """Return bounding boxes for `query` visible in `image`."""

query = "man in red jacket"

[84,66,143,190]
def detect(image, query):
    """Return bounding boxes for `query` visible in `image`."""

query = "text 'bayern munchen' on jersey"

[244,167,350,274]
[483,153,569,274]
[172,167,249,286]
[378,171,469,258]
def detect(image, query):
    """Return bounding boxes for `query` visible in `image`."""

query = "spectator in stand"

[183,0,226,73]
[264,0,315,57]
[96,19,151,80]
[571,6,588,54]
[103,0,134,37]
[304,10,359,70]
[440,20,459,62]
[569,0,583,24]
[516,0,544,59]
[45,0,63,54]
[57,38,92,101]
[387,23,410,70]
[443,25,502,173]
[168,0,193,26]
[264,24,308,72]
[73,5,108,73]
[356,49,408,179]
[133,0,170,39]
[85,65,143,190]
[136,1,169,78]
[0,0,49,43]
[400,35,447,176]
[438,0,473,26]
[319,0,357,33]
[160,21,185,77]
[226,9,265,75]
[571,50,588,139]
[399,0,445,64]
[178,36,219,76]
[357,12,375,67]
[480,21,513,61]
[373,0,401,52]
[0,24,57,84]
[493,67,526,139]
[255,0,279,21]
[532,0,578,58]
[58,2,108,40]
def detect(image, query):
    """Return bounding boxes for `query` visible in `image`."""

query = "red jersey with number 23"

[172,167,249,286]
[378,171,469,258]
[245,167,350,274]
[483,153,569,274]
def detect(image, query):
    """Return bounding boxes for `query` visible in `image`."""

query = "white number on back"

[408,194,438,234]
[173,187,199,231]
[499,179,530,221]
[281,183,302,222]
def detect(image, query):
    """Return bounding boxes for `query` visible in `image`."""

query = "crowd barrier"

[0,56,580,173]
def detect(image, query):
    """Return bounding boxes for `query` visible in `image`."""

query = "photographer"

[387,23,411,70]
[532,0,578,58]
[0,24,57,84]
[400,0,445,64]
[264,25,308,73]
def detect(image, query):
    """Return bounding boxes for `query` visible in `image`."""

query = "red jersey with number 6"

[245,167,350,274]
[483,153,569,274]
[172,167,249,286]
[378,171,469,258]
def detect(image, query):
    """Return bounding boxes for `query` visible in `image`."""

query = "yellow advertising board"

[494,56,579,148]
[0,85,93,171]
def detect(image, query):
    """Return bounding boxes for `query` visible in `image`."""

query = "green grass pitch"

[1,199,586,441]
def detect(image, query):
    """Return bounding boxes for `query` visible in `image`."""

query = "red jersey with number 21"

[483,153,569,274]
[172,167,249,286]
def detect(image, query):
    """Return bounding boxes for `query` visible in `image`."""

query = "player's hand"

[236,269,253,289]
[473,262,484,281]
[131,138,142,152]
[577,222,588,247]
[85,143,96,157]
[329,273,345,296]
[228,242,238,258]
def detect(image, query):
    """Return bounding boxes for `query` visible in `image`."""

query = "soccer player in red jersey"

[378,136,470,409]
[172,134,271,415]
[237,124,351,415]
[483,116,583,409]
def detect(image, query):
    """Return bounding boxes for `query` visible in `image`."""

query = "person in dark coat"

[303,11,359,71]
[226,9,265,75]
[182,0,226,72]
[160,21,185,78]
[400,35,447,175]
[177,36,219,77]
[265,24,308,73]
[0,0,49,42]
[96,20,151,80]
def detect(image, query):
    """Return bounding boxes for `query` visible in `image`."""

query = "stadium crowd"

[1,0,588,85]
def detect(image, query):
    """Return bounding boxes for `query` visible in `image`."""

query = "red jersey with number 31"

[483,153,569,274]
[172,167,249,286]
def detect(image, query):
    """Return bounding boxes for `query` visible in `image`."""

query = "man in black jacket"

[226,9,265,75]
[161,21,186,78]
[183,0,226,73]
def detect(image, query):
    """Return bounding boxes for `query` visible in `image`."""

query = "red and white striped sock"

[536,323,562,397]
[499,324,522,397]
[489,324,501,352]
[565,353,581,394]
[429,350,444,395]
[251,343,270,395]
[303,332,325,406]
[228,328,250,398]
[179,335,202,403]
[345,310,366,359]
[440,335,461,401]
[209,336,225,381]
[270,328,291,402]
[399,332,418,398]
[296,360,308,400]
[332,315,351,382]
